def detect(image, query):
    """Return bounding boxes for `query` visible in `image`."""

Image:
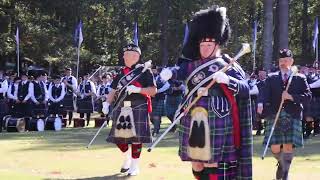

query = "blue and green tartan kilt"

[63,94,74,111]
[307,97,320,118]
[263,111,303,148]
[178,96,237,163]
[151,99,166,117]
[166,95,182,116]
[106,101,152,144]
[76,97,93,113]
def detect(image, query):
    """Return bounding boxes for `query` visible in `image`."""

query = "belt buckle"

[197,87,208,96]
[123,101,131,107]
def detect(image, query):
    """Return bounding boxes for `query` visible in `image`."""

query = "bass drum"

[2,115,12,130]
[28,118,45,132]
[6,117,26,132]
[45,116,62,131]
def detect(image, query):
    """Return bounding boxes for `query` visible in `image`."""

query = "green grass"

[0,118,320,180]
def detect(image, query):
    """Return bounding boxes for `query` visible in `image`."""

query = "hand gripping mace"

[147,43,251,152]
[86,61,152,149]
[261,66,298,159]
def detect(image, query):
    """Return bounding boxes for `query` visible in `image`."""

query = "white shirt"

[48,83,66,102]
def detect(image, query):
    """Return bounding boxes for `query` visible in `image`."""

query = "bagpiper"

[48,75,66,116]
[258,49,312,180]
[96,74,112,118]
[160,6,252,179]
[151,68,170,136]
[30,71,49,118]
[61,68,78,125]
[102,43,156,176]
[76,73,96,126]
[0,69,8,132]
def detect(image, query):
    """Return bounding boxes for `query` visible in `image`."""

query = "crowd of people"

[0,67,114,131]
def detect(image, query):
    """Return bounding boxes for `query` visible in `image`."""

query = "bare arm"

[141,86,157,97]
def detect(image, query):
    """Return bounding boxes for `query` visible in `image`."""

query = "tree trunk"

[277,0,289,49]
[233,0,240,46]
[302,0,310,63]
[263,0,273,71]
[159,0,169,66]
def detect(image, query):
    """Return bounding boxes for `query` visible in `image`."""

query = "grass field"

[0,118,320,180]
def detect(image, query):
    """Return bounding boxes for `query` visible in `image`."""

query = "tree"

[263,0,273,71]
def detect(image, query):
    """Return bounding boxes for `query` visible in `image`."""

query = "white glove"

[102,101,110,115]
[160,68,173,81]
[126,85,142,95]
[143,60,152,71]
[213,71,230,85]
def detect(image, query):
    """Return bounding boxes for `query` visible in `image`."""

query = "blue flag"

[74,20,83,47]
[313,17,319,51]
[15,27,19,47]
[133,22,138,46]
[183,23,189,46]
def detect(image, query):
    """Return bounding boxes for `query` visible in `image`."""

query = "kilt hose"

[107,101,152,144]
[263,110,303,148]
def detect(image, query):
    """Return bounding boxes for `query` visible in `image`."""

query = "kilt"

[94,99,103,113]
[307,96,320,118]
[178,96,237,163]
[151,99,166,117]
[263,110,303,148]
[250,97,258,130]
[76,96,94,113]
[107,100,152,144]
[166,95,182,116]
[32,102,48,117]
[48,101,64,115]
[0,99,8,116]
[63,94,74,111]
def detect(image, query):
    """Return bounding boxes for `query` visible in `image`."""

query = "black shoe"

[120,168,129,173]
[276,162,283,180]
[256,130,261,136]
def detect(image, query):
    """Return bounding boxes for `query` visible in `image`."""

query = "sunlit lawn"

[0,118,320,180]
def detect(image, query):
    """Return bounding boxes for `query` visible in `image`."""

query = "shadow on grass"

[45,173,134,180]
[0,122,181,152]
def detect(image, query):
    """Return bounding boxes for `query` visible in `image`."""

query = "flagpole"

[252,20,257,73]
[17,47,20,77]
[76,46,80,80]
[16,27,20,77]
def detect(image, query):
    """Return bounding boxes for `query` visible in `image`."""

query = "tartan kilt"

[307,96,320,118]
[62,94,74,111]
[263,110,303,148]
[151,99,166,117]
[76,97,93,113]
[107,100,152,144]
[0,99,8,116]
[94,99,103,113]
[178,96,237,163]
[48,101,64,115]
[166,95,182,116]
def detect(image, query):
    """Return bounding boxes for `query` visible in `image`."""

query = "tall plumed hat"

[181,6,231,60]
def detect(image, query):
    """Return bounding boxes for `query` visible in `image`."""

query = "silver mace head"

[234,43,251,61]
